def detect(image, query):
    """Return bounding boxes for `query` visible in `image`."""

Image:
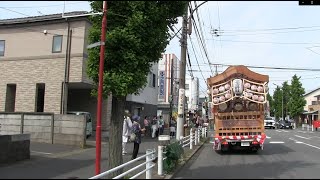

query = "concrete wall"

[0,112,86,147]
[54,114,86,147]
[0,134,30,164]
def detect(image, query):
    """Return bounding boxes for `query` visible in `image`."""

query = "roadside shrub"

[163,142,184,173]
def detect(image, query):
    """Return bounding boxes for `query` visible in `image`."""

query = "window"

[35,83,45,112]
[185,84,189,90]
[52,35,63,53]
[152,74,156,88]
[5,84,16,112]
[0,40,5,56]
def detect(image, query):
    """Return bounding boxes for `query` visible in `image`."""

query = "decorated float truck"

[207,65,269,152]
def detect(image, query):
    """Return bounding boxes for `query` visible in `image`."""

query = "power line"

[219,25,320,33]
[0,2,87,9]
[213,28,320,37]
[0,7,30,17]
[210,63,320,71]
[190,5,214,75]
[202,38,320,45]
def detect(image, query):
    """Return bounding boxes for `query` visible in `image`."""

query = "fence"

[89,126,208,179]
[302,123,314,131]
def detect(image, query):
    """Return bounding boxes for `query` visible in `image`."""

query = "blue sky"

[1,1,320,97]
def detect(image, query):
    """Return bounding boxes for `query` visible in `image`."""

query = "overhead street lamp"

[273,83,284,121]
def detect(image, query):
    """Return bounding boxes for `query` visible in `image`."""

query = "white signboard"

[178,89,185,115]
[159,71,166,100]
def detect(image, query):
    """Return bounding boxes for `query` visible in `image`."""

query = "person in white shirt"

[122,110,133,155]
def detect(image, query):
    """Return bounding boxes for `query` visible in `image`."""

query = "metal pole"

[169,59,174,127]
[95,1,107,175]
[157,146,163,176]
[282,90,284,121]
[177,5,189,140]
[146,149,153,179]
[190,128,193,149]
[194,128,198,145]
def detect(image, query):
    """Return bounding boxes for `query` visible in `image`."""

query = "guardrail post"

[204,127,207,138]
[146,149,153,179]
[190,128,193,150]
[198,128,201,142]
[194,128,198,146]
[201,127,204,138]
[158,146,163,176]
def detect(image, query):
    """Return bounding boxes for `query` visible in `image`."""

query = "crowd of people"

[122,110,177,160]
[122,110,207,160]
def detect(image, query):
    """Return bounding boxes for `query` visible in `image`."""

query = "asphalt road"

[173,128,320,179]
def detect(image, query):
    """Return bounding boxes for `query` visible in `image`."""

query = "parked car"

[278,120,293,129]
[67,111,93,138]
[264,117,276,129]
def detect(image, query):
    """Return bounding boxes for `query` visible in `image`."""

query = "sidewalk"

[0,129,172,179]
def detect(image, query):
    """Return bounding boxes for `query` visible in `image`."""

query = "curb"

[163,138,209,179]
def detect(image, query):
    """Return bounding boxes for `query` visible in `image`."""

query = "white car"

[264,117,276,129]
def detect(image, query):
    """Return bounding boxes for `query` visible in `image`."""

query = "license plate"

[241,142,250,146]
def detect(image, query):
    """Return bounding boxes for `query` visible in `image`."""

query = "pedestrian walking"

[151,116,158,138]
[170,117,176,138]
[131,115,145,160]
[122,110,132,155]
[144,116,150,137]
[159,115,164,135]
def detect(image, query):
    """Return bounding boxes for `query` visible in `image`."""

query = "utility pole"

[95,1,107,175]
[169,59,174,127]
[177,5,188,140]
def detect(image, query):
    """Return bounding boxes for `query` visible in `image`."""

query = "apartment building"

[157,53,179,124]
[126,63,158,118]
[0,11,114,131]
[185,77,199,112]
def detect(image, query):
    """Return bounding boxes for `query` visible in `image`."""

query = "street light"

[273,83,284,121]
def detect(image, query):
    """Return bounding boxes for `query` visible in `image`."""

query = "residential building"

[126,63,158,118]
[0,11,158,132]
[301,87,320,124]
[157,53,179,125]
[185,77,199,113]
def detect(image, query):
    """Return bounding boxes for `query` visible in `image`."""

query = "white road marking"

[266,136,271,139]
[276,130,282,132]
[282,130,289,132]
[294,135,311,140]
[31,151,52,155]
[289,138,320,150]
[269,141,285,144]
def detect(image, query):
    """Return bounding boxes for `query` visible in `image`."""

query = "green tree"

[267,93,274,117]
[87,1,188,176]
[288,74,306,121]
[281,81,291,118]
[273,86,283,120]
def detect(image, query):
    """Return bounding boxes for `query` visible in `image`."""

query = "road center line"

[31,151,52,155]
[269,141,285,144]
[294,135,310,139]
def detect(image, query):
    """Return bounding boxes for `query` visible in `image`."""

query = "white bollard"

[202,127,205,138]
[158,146,163,176]
[198,128,201,143]
[194,129,198,146]
[146,149,153,179]
[190,128,193,150]
[204,127,207,138]
[312,125,314,132]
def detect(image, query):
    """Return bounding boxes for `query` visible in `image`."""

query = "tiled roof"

[0,11,89,25]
